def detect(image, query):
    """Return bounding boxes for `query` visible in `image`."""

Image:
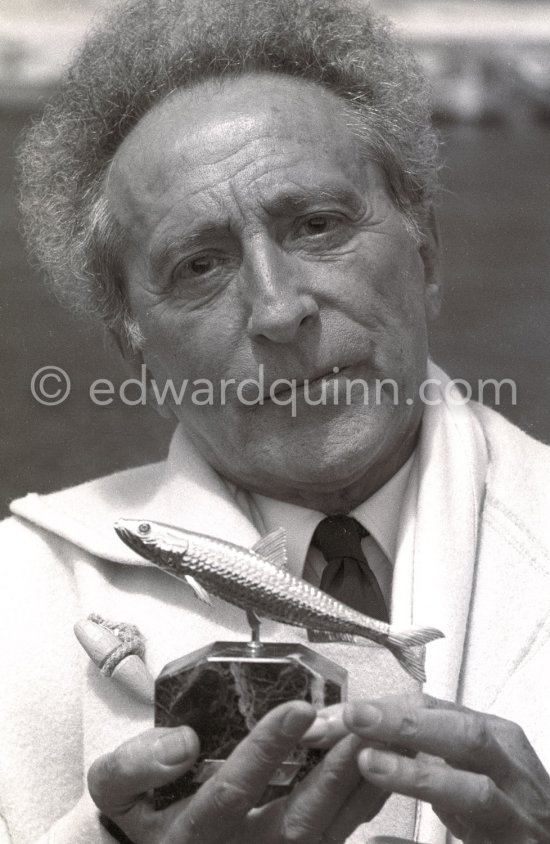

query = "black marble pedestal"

[154,641,347,809]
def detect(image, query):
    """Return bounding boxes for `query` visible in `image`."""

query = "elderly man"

[3,0,550,842]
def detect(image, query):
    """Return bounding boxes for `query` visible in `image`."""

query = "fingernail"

[153,727,191,765]
[282,704,315,738]
[300,717,329,745]
[345,702,382,730]
[359,748,397,776]
[301,711,347,747]
[216,782,251,812]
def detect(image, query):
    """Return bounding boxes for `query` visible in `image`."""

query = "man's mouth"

[266,365,354,401]
[232,361,371,407]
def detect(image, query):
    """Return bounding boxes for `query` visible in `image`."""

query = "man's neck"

[240,420,421,514]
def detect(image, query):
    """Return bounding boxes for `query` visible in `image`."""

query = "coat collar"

[10,426,262,566]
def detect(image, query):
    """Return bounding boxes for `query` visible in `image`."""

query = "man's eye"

[171,254,220,283]
[188,256,214,276]
[298,214,350,240]
[302,215,332,235]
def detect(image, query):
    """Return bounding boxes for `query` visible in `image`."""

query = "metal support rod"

[246,609,262,649]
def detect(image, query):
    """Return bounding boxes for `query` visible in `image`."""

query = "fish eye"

[138,522,151,535]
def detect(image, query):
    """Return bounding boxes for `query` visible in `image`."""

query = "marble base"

[154,641,347,809]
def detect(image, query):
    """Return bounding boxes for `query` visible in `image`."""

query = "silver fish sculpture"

[114,518,444,682]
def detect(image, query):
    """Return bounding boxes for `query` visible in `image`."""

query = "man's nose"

[242,239,319,344]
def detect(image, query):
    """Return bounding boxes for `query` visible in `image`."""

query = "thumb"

[88,726,200,817]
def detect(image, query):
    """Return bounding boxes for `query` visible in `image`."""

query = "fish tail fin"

[386,626,445,683]
[385,641,427,683]
[388,625,445,649]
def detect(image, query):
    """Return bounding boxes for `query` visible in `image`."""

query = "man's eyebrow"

[149,225,226,274]
[264,186,365,216]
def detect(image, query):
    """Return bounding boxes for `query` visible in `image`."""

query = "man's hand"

[302,693,550,844]
[88,701,388,844]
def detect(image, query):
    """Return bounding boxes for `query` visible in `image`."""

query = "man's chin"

[243,427,397,491]
[182,398,418,501]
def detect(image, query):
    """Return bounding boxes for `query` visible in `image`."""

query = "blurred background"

[1,0,550,517]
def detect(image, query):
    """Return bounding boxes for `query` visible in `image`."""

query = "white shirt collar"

[250,453,414,579]
[350,454,414,562]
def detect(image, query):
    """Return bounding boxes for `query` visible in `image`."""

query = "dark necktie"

[312,515,389,622]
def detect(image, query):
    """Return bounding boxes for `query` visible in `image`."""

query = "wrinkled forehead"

[105,73,379,214]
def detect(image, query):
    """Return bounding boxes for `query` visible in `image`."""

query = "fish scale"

[185,538,356,625]
[114,518,445,682]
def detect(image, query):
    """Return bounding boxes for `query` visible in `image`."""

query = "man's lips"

[267,366,351,400]
[230,362,371,405]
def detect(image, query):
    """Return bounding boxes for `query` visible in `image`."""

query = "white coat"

[1,398,549,843]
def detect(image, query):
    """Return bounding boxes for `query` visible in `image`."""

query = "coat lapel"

[11,425,262,566]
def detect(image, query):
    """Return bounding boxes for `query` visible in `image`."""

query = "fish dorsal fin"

[251,527,288,570]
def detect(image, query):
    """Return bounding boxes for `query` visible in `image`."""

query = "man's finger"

[357,748,519,827]
[302,694,476,749]
[344,697,511,778]
[88,726,200,816]
[172,701,316,842]
[320,772,389,841]
[300,704,348,749]
[279,735,364,842]
[432,808,469,840]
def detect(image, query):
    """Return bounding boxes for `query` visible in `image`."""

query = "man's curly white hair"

[17,0,438,344]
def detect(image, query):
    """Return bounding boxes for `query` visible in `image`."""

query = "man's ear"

[109,328,144,374]
[419,205,442,322]
[108,329,174,419]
